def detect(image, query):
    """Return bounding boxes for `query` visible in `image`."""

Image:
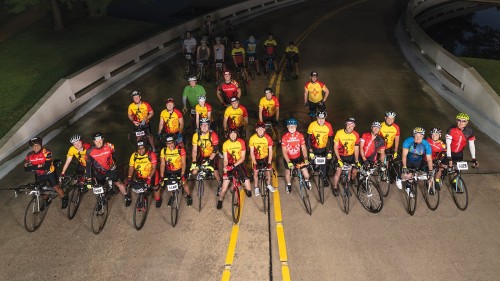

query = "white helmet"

[70,134,81,144]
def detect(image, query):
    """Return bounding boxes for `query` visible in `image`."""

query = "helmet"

[255,121,266,129]
[198,95,206,101]
[430,127,442,135]
[229,97,239,103]
[200,118,210,125]
[92,132,104,141]
[289,41,294,45]
[249,36,255,43]
[69,134,81,143]
[166,98,174,104]
[137,141,147,148]
[28,136,42,147]
[164,134,175,143]
[201,39,207,44]
[286,118,298,126]
[317,111,327,119]
[228,127,239,137]
[215,37,221,42]
[345,117,356,124]
[264,87,273,94]
[385,111,396,118]
[310,71,318,76]
[130,90,141,97]
[456,112,470,121]
[413,127,425,135]
[188,76,197,82]
[371,121,381,128]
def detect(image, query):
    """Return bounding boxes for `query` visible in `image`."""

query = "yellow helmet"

[456,112,469,121]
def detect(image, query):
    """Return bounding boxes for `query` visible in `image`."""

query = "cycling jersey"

[427,138,446,160]
[183,37,197,53]
[445,125,475,153]
[129,151,157,180]
[25,148,55,176]
[360,133,385,162]
[231,47,245,65]
[402,137,432,163]
[249,134,273,160]
[67,142,91,167]
[160,146,186,172]
[128,102,153,123]
[182,84,206,108]
[222,138,246,165]
[86,143,115,175]
[264,39,277,55]
[244,39,259,55]
[334,129,360,157]
[285,45,299,55]
[224,105,248,128]
[195,103,212,119]
[379,122,400,150]
[213,44,224,61]
[197,46,210,61]
[281,131,306,160]
[307,121,334,149]
[192,131,219,158]
[304,81,327,103]
[259,96,280,117]
[159,109,183,134]
[218,80,240,103]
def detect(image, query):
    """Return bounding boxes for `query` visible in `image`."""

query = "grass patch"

[460,57,500,96]
[0,15,161,139]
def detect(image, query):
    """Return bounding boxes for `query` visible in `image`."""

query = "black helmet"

[92,132,104,141]
[228,127,239,137]
[165,134,175,143]
[130,90,141,97]
[137,141,147,149]
[28,136,42,147]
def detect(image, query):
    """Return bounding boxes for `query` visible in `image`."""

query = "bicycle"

[64,172,87,220]
[184,53,195,78]
[163,175,182,227]
[283,55,295,81]
[292,163,312,215]
[402,168,427,216]
[265,55,275,79]
[441,160,473,211]
[193,163,217,212]
[420,162,440,211]
[196,60,209,82]
[378,152,402,197]
[235,66,248,94]
[215,61,224,85]
[87,179,111,234]
[129,180,150,230]
[356,164,384,213]
[130,125,152,151]
[256,165,273,214]
[227,170,243,224]
[338,163,353,214]
[264,121,280,145]
[311,155,328,205]
[247,56,257,80]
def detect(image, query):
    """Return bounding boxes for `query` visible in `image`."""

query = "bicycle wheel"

[198,181,204,212]
[357,179,384,213]
[406,182,417,216]
[249,63,256,80]
[24,196,48,232]
[171,191,180,227]
[421,180,440,211]
[67,185,82,220]
[340,181,350,215]
[133,193,149,230]
[379,168,390,197]
[260,178,268,214]
[91,196,109,234]
[450,176,468,211]
[231,186,241,224]
[299,181,312,215]
[317,174,325,204]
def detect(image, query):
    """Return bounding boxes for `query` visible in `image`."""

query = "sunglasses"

[458,120,468,123]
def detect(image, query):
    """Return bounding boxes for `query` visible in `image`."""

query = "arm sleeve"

[306,134,312,150]
[468,140,476,159]
[446,137,452,157]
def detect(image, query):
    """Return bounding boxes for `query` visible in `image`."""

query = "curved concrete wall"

[402,0,500,144]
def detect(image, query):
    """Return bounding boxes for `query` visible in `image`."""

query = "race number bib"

[93,186,104,194]
[457,161,468,171]
[135,130,145,137]
[315,157,326,165]
[167,183,179,191]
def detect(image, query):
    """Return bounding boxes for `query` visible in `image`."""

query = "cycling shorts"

[444,151,464,163]
[339,155,355,166]
[36,173,58,187]
[94,169,120,184]
[283,155,305,170]
[407,160,425,170]
[133,123,152,134]
[253,158,269,170]
[224,165,248,182]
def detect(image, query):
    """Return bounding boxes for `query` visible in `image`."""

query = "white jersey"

[183,37,197,53]
[213,44,225,60]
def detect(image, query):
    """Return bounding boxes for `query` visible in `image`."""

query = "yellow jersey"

[307,121,334,149]
[224,105,248,128]
[379,122,400,150]
[159,109,183,133]
[160,146,185,171]
[249,134,273,160]
[334,129,360,156]
[259,96,280,117]
[304,81,327,103]
[129,151,157,179]
[222,139,246,165]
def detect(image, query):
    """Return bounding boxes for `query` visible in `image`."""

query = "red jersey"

[427,138,446,160]
[25,148,55,176]
[446,126,475,154]
[360,132,386,162]
[86,143,116,174]
[218,80,239,101]
[281,131,305,160]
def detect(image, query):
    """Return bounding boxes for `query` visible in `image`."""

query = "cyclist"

[360,121,386,167]
[196,39,211,78]
[332,118,360,196]
[304,71,329,117]
[194,95,213,129]
[445,112,479,168]
[400,127,434,195]
[263,33,278,74]
[249,121,276,196]
[182,76,206,116]
[159,134,192,207]
[60,134,92,188]
[182,31,197,74]
[427,127,446,188]
[223,20,234,50]
[244,35,261,75]
[213,37,226,83]
[223,97,248,138]
[190,118,222,191]
[307,110,334,187]
[231,40,248,83]
[258,87,280,126]
[284,41,299,79]
[86,132,131,207]
[158,98,184,147]
[281,118,311,193]
[24,136,68,209]
[216,71,241,106]
[379,111,400,158]
[217,127,253,210]
[128,90,155,150]
[126,141,161,208]
[202,15,214,40]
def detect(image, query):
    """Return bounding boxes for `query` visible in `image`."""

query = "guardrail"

[403,0,500,144]
[0,0,303,164]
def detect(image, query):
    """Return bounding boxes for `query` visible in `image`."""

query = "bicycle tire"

[300,181,312,215]
[406,182,417,216]
[249,62,256,80]
[317,173,325,204]
[340,180,350,215]
[67,185,82,220]
[450,176,468,211]
[260,177,268,214]
[231,186,241,224]
[91,196,109,234]
[379,168,390,197]
[198,180,204,212]
[133,193,149,230]
[24,196,48,232]
[357,179,384,213]
[171,191,180,227]
[421,180,440,211]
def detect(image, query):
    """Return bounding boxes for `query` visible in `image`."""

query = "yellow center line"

[221,189,246,281]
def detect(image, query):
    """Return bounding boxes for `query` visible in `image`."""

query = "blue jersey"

[402,137,431,163]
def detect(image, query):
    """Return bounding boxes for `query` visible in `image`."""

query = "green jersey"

[182,84,206,107]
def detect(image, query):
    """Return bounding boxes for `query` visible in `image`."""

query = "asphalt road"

[1,0,499,280]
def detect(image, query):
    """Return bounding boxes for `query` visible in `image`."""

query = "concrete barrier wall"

[0,0,302,163]
[405,0,500,143]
